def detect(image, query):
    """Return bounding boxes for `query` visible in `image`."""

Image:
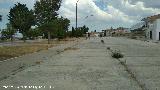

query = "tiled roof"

[142,14,160,22]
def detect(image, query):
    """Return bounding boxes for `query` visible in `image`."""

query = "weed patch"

[111,50,124,59]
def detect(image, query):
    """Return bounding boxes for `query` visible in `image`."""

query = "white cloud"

[1,0,160,31]
[58,0,139,31]
[130,0,160,8]
[0,0,35,9]
[122,1,160,17]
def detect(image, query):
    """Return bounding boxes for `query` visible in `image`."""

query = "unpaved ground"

[0,37,160,90]
[0,38,81,81]
[0,38,77,61]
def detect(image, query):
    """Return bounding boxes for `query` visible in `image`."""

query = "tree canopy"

[56,17,70,39]
[34,0,63,43]
[27,28,43,40]
[39,17,70,39]
[1,23,16,41]
[72,25,89,37]
[34,0,62,26]
[8,3,35,41]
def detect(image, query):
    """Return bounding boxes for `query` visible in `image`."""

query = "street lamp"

[84,14,94,19]
[79,14,94,26]
[76,0,80,30]
[75,0,94,30]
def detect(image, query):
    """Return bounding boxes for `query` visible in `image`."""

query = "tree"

[8,3,35,42]
[81,25,89,34]
[34,0,62,44]
[56,17,70,39]
[27,28,43,39]
[1,30,11,40]
[1,23,16,41]
[62,18,70,37]
[39,20,57,39]
[71,25,89,37]
[0,15,2,22]
[6,23,16,41]
[111,27,113,31]
[40,17,70,39]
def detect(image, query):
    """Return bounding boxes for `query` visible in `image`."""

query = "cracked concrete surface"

[0,37,160,90]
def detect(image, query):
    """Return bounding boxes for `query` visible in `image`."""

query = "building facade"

[142,14,160,41]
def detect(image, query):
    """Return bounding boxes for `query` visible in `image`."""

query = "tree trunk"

[22,33,26,42]
[23,36,26,42]
[11,36,13,42]
[48,31,51,44]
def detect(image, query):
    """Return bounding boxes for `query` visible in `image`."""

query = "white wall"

[155,19,160,40]
[146,22,154,40]
[152,20,157,41]
[146,19,160,41]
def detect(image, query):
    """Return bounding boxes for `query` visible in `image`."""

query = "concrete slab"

[0,37,147,90]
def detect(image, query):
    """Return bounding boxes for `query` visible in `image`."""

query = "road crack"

[107,48,149,90]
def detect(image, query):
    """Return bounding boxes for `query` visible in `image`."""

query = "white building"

[142,14,160,41]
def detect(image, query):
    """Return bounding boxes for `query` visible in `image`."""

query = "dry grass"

[0,44,54,61]
[35,61,43,65]
[0,38,82,61]
[64,47,79,51]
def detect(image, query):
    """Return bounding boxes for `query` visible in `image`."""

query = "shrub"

[101,40,104,43]
[131,36,137,39]
[107,47,111,50]
[112,50,124,59]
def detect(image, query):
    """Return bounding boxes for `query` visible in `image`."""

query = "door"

[150,31,152,39]
[159,32,160,40]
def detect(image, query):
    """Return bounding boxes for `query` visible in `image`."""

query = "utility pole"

[76,0,79,30]
[76,3,77,30]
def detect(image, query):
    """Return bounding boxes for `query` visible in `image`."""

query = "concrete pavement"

[0,37,160,90]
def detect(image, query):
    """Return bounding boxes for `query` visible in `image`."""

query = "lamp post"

[76,0,93,30]
[76,0,79,30]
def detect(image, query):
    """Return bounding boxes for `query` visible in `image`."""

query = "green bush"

[112,50,124,59]
[107,47,111,50]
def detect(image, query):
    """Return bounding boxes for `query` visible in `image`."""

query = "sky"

[0,0,160,31]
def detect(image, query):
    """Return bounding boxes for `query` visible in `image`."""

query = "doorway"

[150,31,152,39]
[159,32,160,40]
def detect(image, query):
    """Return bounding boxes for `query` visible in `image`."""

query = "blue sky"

[94,0,107,11]
[0,0,35,30]
[0,0,160,31]
[0,2,12,29]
